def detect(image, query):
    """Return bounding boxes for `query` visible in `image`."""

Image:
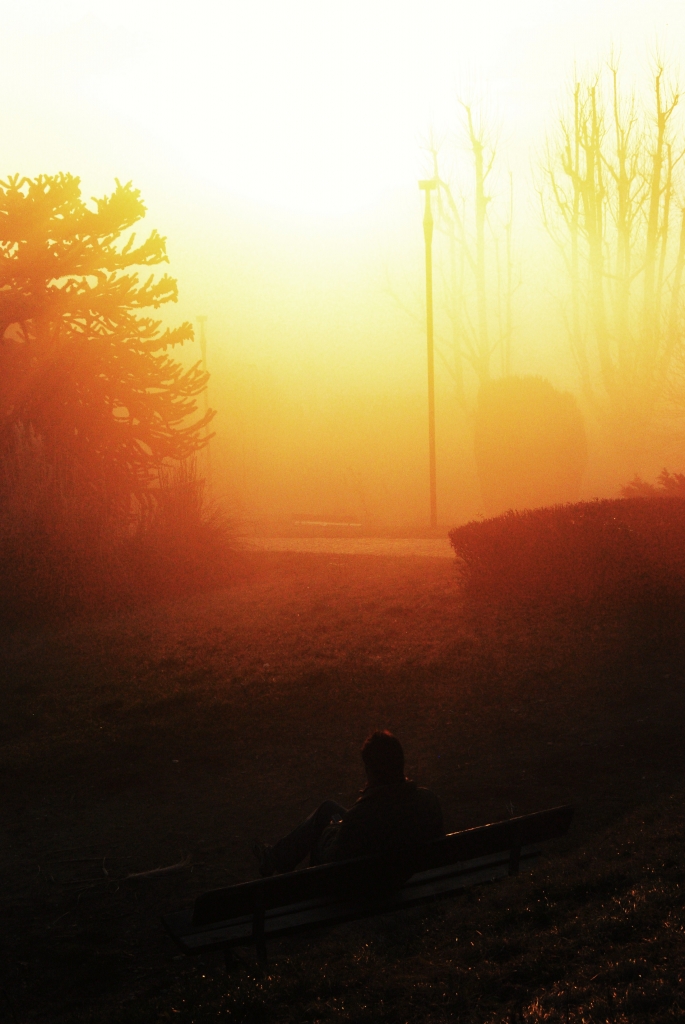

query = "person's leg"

[270,800,347,872]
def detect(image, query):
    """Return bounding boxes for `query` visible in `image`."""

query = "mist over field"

[5,2,685,532]
[3,0,683,528]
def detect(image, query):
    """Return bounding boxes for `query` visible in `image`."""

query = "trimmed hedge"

[449,497,685,608]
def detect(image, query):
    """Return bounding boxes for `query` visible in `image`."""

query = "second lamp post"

[419,178,438,530]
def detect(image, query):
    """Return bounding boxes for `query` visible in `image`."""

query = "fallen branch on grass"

[126,856,192,880]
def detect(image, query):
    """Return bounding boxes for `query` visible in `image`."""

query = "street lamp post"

[196,315,212,490]
[419,178,438,530]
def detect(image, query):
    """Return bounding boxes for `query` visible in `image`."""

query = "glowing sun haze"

[2,0,681,218]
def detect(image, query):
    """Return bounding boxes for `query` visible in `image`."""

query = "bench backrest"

[192,805,573,927]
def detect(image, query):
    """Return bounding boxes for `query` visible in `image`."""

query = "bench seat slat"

[188,805,573,929]
[162,808,573,956]
[163,844,542,953]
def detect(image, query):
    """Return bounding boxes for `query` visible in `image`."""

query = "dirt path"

[244,537,454,557]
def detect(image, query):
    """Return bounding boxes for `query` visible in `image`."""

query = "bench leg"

[255,935,268,968]
[224,947,241,972]
[252,904,268,968]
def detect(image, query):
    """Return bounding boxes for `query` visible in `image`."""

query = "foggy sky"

[3,1,685,527]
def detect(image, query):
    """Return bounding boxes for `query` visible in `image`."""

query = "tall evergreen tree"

[0,173,212,513]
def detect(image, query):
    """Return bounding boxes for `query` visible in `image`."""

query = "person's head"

[361,730,405,785]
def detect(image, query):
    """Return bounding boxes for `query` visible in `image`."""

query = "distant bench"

[163,805,573,966]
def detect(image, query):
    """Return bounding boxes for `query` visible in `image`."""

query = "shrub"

[126,459,233,601]
[0,445,233,623]
[474,376,588,516]
[449,497,685,610]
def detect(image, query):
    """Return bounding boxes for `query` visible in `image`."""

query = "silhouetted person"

[251,731,443,876]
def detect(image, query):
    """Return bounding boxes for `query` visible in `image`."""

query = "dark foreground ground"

[1,550,685,1022]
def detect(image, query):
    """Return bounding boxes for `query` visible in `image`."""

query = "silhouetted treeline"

[621,468,685,499]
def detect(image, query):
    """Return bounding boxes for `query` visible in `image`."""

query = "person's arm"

[321,801,372,862]
[418,787,445,838]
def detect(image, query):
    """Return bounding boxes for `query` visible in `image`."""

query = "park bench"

[163,804,573,966]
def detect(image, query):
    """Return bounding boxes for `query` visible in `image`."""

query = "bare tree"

[427,104,518,406]
[540,60,685,458]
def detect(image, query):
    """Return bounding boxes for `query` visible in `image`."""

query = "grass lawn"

[2,549,685,1022]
